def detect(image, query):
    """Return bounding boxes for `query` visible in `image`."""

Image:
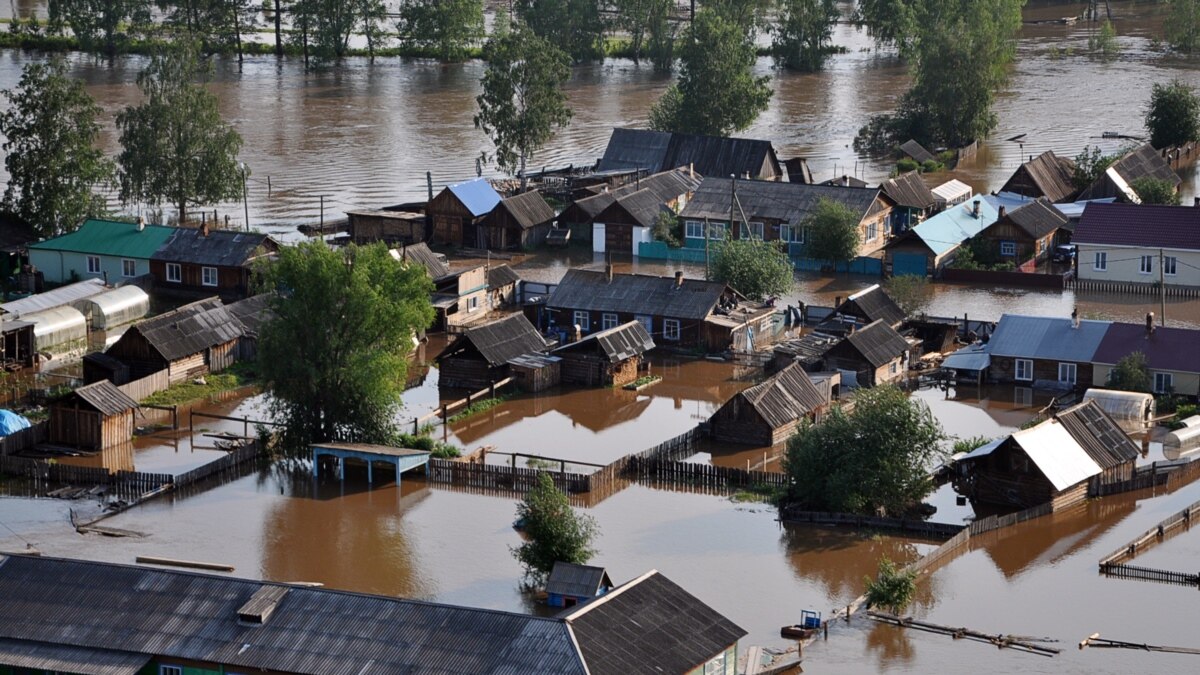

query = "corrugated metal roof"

[123,297,245,362]
[681,176,881,225]
[446,178,502,217]
[0,638,149,675]
[931,179,972,202]
[152,228,276,267]
[1001,198,1068,239]
[839,285,906,328]
[64,381,139,416]
[1091,322,1200,373]
[942,343,991,371]
[1011,420,1102,491]
[899,140,935,164]
[552,320,655,363]
[730,361,829,429]
[446,313,548,367]
[837,319,910,368]
[909,199,999,256]
[880,171,936,209]
[1054,400,1140,470]
[547,269,728,321]
[27,219,176,258]
[1,279,107,318]
[546,563,611,599]
[496,191,555,229]
[1000,150,1078,203]
[1074,202,1200,251]
[987,314,1110,362]
[596,128,777,179]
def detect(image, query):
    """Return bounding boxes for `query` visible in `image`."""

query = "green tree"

[614,0,675,66]
[853,0,921,55]
[48,0,152,55]
[0,58,113,239]
[397,0,483,61]
[154,0,257,62]
[651,210,681,247]
[1088,19,1119,61]
[704,0,771,31]
[289,0,360,64]
[710,238,794,301]
[258,241,435,452]
[515,0,605,62]
[512,473,599,584]
[865,557,918,614]
[772,0,840,71]
[475,25,573,189]
[802,198,861,268]
[1166,0,1200,53]
[784,385,945,515]
[882,275,931,316]
[1072,145,1120,190]
[648,9,772,136]
[1131,177,1181,205]
[1107,352,1152,393]
[1146,79,1200,149]
[116,44,245,224]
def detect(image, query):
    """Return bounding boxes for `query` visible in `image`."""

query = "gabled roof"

[445,178,502,217]
[121,297,244,362]
[225,293,273,338]
[899,139,935,164]
[152,228,276,267]
[1009,420,1102,491]
[987,314,1110,362]
[0,279,107,318]
[552,320,655,362]
[822,175,869,188]
[905,199,999,256]
[931,179,972,203]
[391,242,451,279]
[679,177,882,225]
[495,190,556,229]
[1054,400,1140,470]
[833,285,906,328]
[443,313,548,367]
[27,219,175,258]
[596,128,778,179]
[731,361,829,429]
[546,562,612,598]
[596,188,670,228]
[1091,322,1200,373]
[0,638,149,675]
[880,171,936,210]
[999,198,1069,239]
[547,269,728,321]
[1078,143,1180,201]
[566,168,700,223]
[488,264,521,288]
[596,128,673,173]
[1000,150,1078,203]
[60,380,138,416]
[837,319,910,367]
[1074,202,1200,251]
[563,570,746,675]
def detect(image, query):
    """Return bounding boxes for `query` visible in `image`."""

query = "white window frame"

[685,220,704,239]
[779,224,794,243]
[573,310,590,332]
[708,223,726,240]
[866,220,878,241]
[166,263,181,283]
[889,360,899,375]
[1154,372,1174,394]
[1094,251,1107,272]
[703,652,727,675]
[743,221,764,240]
[1015,358,1033,382]
[1139,255,1154,275]
[160,666,184,675]
[121,258,136,278]
[1058,362,1077,385]
[1000,241,1016,257]
[86,255,101,274]
[201,266,218,287]
[467,295,479,312]
[602,313,618,330]
[663,319,681,341]
[1164,256,1177,276]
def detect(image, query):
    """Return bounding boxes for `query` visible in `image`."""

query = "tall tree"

[614,0,675,66]
[1107,352,1152,392]
[258,241,435,452]
[853,0,921,56]
[648,9,772,136]
[154,0,256,61]
[772,0,840,71]
[515,0,606,62]
[475,25,573,189]
[290,0,359,64]
[1131,177,1181,205]
[1072,145,1119,190]
[1166,0,1200,53]
[48,0,152,55]
[704,0,770,32]
[802,198,861,268]
[1145,79,1200,149]
[116,44,245,223]
[0,58,114,239]
[512,473,599,584]
[710,239,794,301]
[397,0,484,61]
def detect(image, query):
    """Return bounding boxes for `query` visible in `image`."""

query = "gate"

[892,252,928,277]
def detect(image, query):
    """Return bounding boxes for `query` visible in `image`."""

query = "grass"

[141,362,257,407]
[446,395,509,424]
[730,483,786,505]
[622,375,662,390]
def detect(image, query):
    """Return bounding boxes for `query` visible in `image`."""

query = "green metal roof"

[28,219,176,259]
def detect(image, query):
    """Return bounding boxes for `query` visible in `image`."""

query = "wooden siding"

[509,361,560,393]
[48,404,134,451]
[348,212,425,245]
[428,190,489,247]
[556,309,703,348]
[149,260,254,300]
[440,355,507,390]
[485,209,552,250]
[559,353,641,387]
[168,352,207,384]
[990,355,1094,387]
[709,401,799,447]
[825,354,904,387]
[976,222,1054,264]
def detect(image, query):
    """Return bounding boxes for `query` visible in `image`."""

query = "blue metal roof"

[448,178,501,217]
[942,343,991,371]
[911,199,999,256]
[987,314,1111,362]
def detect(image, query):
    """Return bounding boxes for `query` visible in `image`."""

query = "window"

[573,310,590,331]
[160,667,184,675]
[86,255,101,274]
[708,223,726,240]
[602,313,618,330]
[1014,358,1033,381]
[1154,372,1174,394]
[779,224,803,243]
[1014,386,1033,407]
[1165,256,1178,276]
[636,315,652,334]
[1140,255,1154,274]
[1094,251,1107,272]
[866,220,878,241]
[743,221,764,240]
[121,259,136,278]
[703,652,727,675]
[663,319,681,341]
[467,296,479,312]
[1000,241,1016,257]
[1058,362,1077,385]
[889,360,899,375]
[166,263,181,283]
[202,266,218,287]
[685,220,704,239]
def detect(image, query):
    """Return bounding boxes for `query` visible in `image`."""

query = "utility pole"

[1159,248,1166,326]
[240,162,249,232]
[730,174,736,240]
[704,217,710,280]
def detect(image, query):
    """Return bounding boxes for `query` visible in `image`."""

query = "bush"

[896,157,919,173]
[920,159,943,173]
[865,557,918,614]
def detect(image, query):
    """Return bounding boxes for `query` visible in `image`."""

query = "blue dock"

[311,442,431,486]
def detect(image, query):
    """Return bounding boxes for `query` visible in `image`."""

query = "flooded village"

[5,0,1200,673]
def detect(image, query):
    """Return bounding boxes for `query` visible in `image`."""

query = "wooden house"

[1077,143,1181,202]
[708,362,831,446]
[0,318,35,370]
[48,380,138,452]
[150,224,279,301]
[822,319,911,387]
[487,264,521,309]
[427,178,502,248]
[346,208,426,245]
[436,313,549,390]
[552,320,655,387]
[596,127,781,180]
[880,171,937,232]
[545,562,613,608]
[816,284,906,335]
[974,199,1068,265]
[485,190,556,250]
[27,218,175,285]
[884,198,999,277]
[1000,151,1078,203]
[104,297,245,382]
[559,168,699,250]
[984,314,1109,388]
[432,265,490,333]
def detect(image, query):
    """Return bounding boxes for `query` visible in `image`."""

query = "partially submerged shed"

[436,313,549,389]
[817,284,906,334]
[24,305,87,356]
[428,177,502,247]
[708,362,832,446]
[48,380,138,452]
[822,319,911,387]
[486,190,556,250]
[104,297,244,382]
[546,562,613,608]
[0,319,35,370]
[552,320,655,387]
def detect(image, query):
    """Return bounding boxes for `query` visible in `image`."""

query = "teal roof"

[28,219,176,259]
[911,200,999,257]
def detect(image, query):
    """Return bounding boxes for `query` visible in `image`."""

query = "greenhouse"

[1166,416,1200,449]
[1082,389,1155,430]
[76,285,150,330]
[25,305,88,356]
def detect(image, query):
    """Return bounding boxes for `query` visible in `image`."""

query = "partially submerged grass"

[141,363,257,406]
[446,395,509,424]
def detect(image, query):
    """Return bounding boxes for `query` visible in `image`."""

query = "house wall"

[559,353,640,387]
[991,355,1094,388]
[1093,364,1200,396]
[48,405,133,451]
[439,355,504,390]
[106,331,169,380]
[960,443,1058,509]
[168,352,209,384]
[679,199,892,259]
[824,353,904,388]
[708,397,799,446]
[978,222,1054,263]
[551,307,704,348]
[29,250,151,285]
[1076,243,1200,287]
[349,213,425,245]
[150,261,252,300]
[428,192,484,247]
[510,361,560,392]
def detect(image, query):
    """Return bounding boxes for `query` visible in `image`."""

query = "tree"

[1107,352,1152,393]
[48,0,152,55]
[116,44,245,224]
[475,26,573,189]
[258,241,435,452]
[515,0,605,62]
[614,0,675,67]
[784,385,945,516]
[710,238,794,301]
[704,0,771,31]
[0,58,113,239]
[1146,79,1200,149]
[397,0,483,61]
[853,0,921,55]
[651,210,681,247]
[289,0,360,64]
[1131,177,1181,205]
[865,557,918,614]
[154,0,257,62]
[1072,145,1119,190]
[1166,0,1200,53]
[882,275,932,317]
[772,0,840,71]
[648,9,772,137]
[1088,19,1119,61]
[512,473,599,584]
[802,198,861,268]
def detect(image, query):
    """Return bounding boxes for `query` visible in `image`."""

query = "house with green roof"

[27,219,176,285]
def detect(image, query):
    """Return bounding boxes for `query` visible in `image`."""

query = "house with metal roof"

[880,171,937,231]
[27,219,176,285]
[1090,320,1200,396]
[1000,150,1079,203]
[427,177,503,248]
[974,199,1069,265]
[559,167,700,254]
[1077,143,1181,202]
[484,190,556,250]
[985,313,1111,388]
[552,320,655,387]
[103,297,246,384]
[822,319,913,387]
[708,361,832,446]
[150,224,279,301]
[545,562,613,608]
[596,127,781,180]
[47,380,139,452]
[436,313,550,389]
[816,284,907,334]
[1074,201,1200,289]
[884,198,1000,276]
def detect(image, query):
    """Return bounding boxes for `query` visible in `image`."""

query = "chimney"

[842,175,850,187]
[674,270,684,288]
[1146,312,1155,335]
[689,162,694,179]
[606,264,614,283]
[998,206,1007,219]
[137,216,145,232]
[972,200,980,219]
[834,296,842,307]
[1194,196,1199,207]
[1071,307,1079,329]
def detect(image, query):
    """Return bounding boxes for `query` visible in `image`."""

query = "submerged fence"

[0,421,48,457]
[0,454,172,502]
[1098,499,1200,588]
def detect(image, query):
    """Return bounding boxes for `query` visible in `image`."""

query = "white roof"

[931,179,972,202]
[960,437,1005,460]
[1010,421,1102,491]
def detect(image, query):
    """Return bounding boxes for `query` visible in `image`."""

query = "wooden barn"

[545,562,613,609]
[999,150,1078,203]
[552,320,655,387]
[346,208,426,245]
[427,178,502,248]
[485,190,556,250]
[48,380,138,452]
[506,353,561,393]
[816,284,907,335]
[822,319,912,387]
[487,264,521,309]
[436,313,549,390]
[708,361,832,446]
[104,297,245,382]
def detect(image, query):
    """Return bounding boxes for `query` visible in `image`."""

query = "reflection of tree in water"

[865,620,916,667]
[782,525,926,600]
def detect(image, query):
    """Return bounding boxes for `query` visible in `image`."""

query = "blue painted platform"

[311,442,431,486]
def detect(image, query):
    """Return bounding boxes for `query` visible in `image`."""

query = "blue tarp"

[0,409,31,436]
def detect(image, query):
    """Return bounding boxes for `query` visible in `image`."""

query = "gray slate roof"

[487,264,521,288]
[1078,143,1181,201]
[125,297,245,362]
[900,139,936,164]
[1001,150,1078,203]
[446,313,548,367]
[680,177,882,225]
[1002,198,1068,239]
[829,285,907,328]
[880,171,936,210]
[839,319,910,367]
[552,320,655,362]
[0,638,149,675]
[597,188,671,228]
[152,228,276,267]
[731,361,829,428]
[225,293,273,338]
[546,562,612,598]
[395,242,451,279]
[495,190,556,229]
[1055,400,1140,470]
[567,168,700,223]
[548,269,728,321]
[988,314,1111,362]
[64,380,139,416]
[597,128,777,179]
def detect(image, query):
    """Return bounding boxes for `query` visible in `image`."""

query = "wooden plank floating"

[1080,633,1200,655]
[867,612,1061,657]
[136,556,235,572]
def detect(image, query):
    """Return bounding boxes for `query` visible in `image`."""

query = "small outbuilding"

[822,319,911,387]
[708,361,832,446]
[931,179,973,209]
[0,319,35,370]
[485,190,556,250]
[105,297,244,382]
[24,305,88,355]
[506,353,562,393]
[436,313,549,390]
[74,285,150,330]
[1082,388,1155,431]
[817,284,906,334]
[552,320,655,387]
[48,380,139,452]
[427,178,502,248]
[546,562,613,609]
[487,264,521,309]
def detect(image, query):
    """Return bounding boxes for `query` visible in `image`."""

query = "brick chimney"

[972,200,980,219]
[606,263,614,283]
[998,206,1007,220]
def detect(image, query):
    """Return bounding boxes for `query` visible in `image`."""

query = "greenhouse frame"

[25,305,88,355]
[75,285,150,330]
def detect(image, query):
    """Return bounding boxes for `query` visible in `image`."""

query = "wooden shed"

[487,264,521,309]
[545,562,613,608]
[507,353,562,393]
[436,313,549,390]
[552,320,655,387]
[822,319,912,387]
[104,297,245,382]
[0,319,35,371]
[346,209,426,245]
[708,362,831,446]
[427,178,502,248]
[48,381,138,452]
[485,190,556,250]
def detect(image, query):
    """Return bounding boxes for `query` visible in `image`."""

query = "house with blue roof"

[427,177,503,248]
[884,198,999,276]
[982,313,1111,388]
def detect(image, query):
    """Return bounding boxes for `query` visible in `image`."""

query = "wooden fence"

[0,420,48,456]
[967,502,1053,536]
[1098,563,1199,587]
[637,427,703,463]
[1066,278,1200,299]
[1089,459,1200,498]
[427,457,590,496]
[0,454,172,502]
[626,455,789,491]
[173,441,264,490]
[780,509,964,540]
[117,369,170,402]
